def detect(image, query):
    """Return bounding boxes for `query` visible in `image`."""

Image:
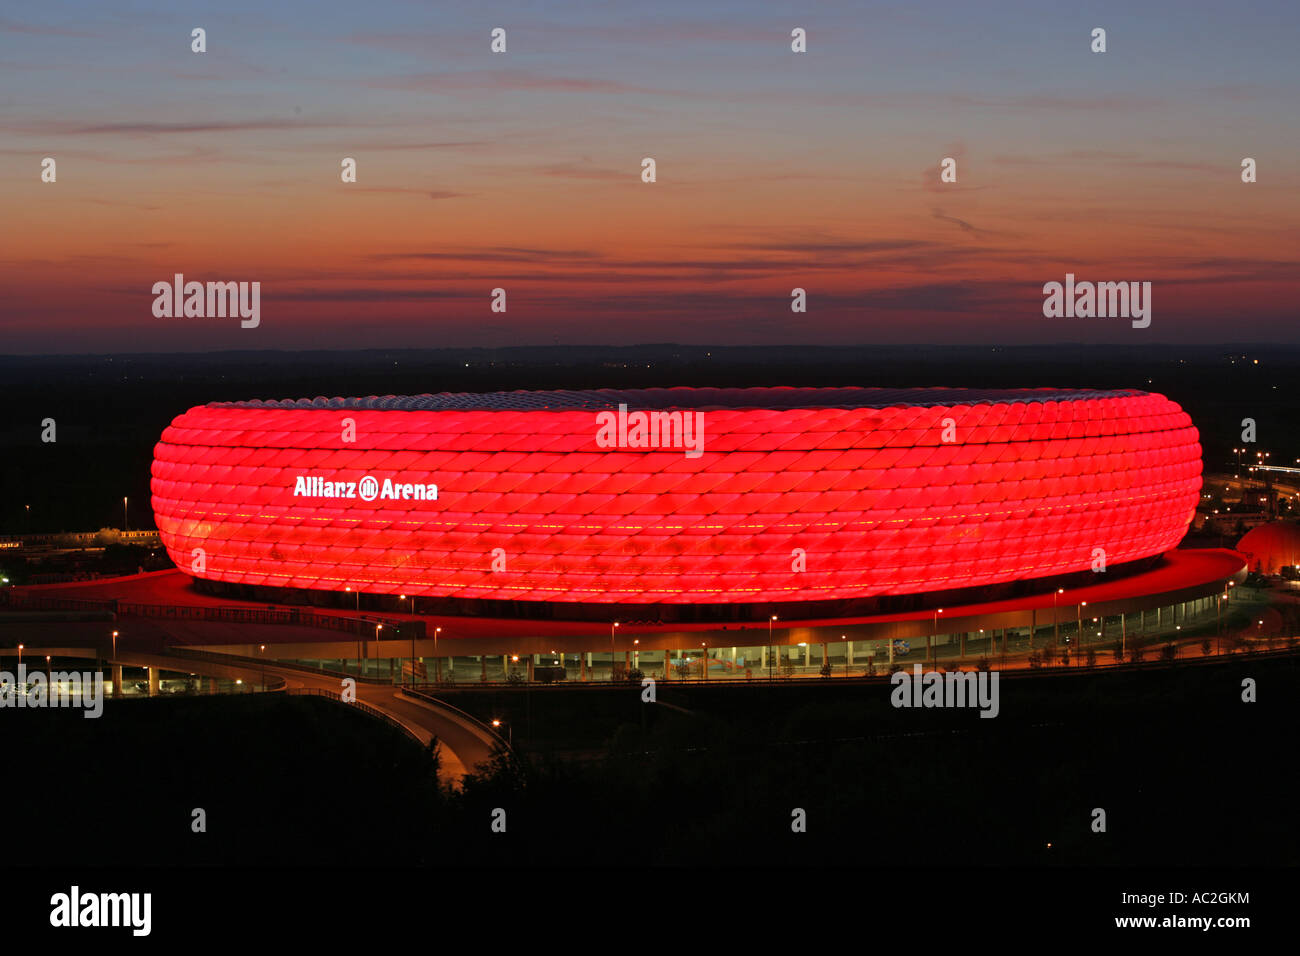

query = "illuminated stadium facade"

[143,387,1244,668]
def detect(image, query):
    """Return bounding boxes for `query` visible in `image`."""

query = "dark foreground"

[3,651,1296,868]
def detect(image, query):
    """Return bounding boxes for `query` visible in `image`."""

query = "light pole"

[610,621,619,681]
[259,644,266,691]
[1074,601,1087,664]
[1218,592,1226,654]
[491,718,512,748]
[1052,588,1064,647]
[930,608,943,664]
[767,617,777,678]
[374,623,382,682]
[123,496,128,533]
[408,619,416,685]
[434,627,442,683]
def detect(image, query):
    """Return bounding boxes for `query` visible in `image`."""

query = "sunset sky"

[2,0,1298,352]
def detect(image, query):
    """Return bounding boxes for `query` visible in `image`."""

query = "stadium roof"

[214,386,1148,413]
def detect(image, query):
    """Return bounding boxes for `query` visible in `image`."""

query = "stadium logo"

[292,475,438,501]
[595,403,705,458]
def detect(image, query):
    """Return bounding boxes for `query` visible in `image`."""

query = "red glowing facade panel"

[150,387,1202,604]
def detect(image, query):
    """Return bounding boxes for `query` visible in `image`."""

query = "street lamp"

[259,644,266,691]
[434,627,442,683]
[1074,601,1087,664]
[768,615,777,680]
[491,718,512,747]
[1052,588,1064,647]
[931,608,943,663]
[610,621,620,681]
[122,496,128,533]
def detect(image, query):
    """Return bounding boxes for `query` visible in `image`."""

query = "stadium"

[137,387,1245,676]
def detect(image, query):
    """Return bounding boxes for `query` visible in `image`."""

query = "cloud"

[344,187,470,200]
[932,208,986,236]
[366,70,673,96]
[10,117,389,137]
[0,16,96,37]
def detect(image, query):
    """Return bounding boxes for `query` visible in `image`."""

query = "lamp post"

[1052,588,1064,647]
[122,496,128,533]
[406,610,416,684]
[259,644,266,691]
[1075,601,1087,664]
[374,623,382,682]
[610,621,619,681]
[930,608,943,664]
[768,615,777,681]
[491,718,512,748]
[1218,592,1226,654]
